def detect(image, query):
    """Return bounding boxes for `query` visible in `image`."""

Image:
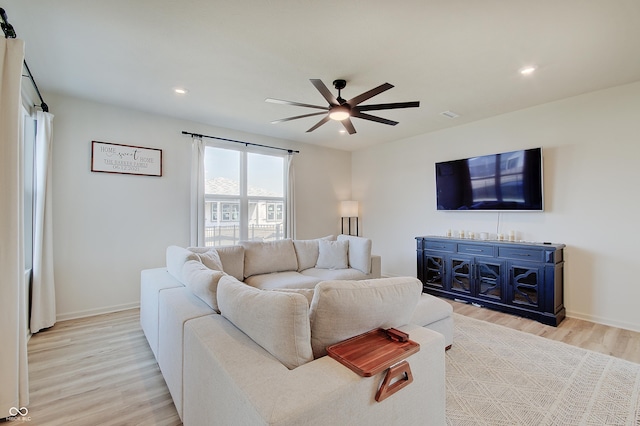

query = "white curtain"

[190,136,205,246]
[285,153,296,239]
[30,110,55,333]
[0,37,30,414]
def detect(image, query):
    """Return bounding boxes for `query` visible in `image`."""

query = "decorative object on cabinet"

[416,236,565,326]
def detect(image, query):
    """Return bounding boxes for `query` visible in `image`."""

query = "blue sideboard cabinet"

[416,236,565,326]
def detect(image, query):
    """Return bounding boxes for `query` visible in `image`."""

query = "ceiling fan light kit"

[329,105,350,121]
[266,79,420,135]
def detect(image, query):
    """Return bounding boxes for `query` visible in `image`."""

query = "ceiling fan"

[266,79,420,135]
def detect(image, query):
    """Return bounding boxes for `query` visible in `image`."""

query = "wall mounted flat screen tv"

[435,147,543,211]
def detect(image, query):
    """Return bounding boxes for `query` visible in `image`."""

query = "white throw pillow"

[196,249,224,271]
[241,239,298,278]
[337,235,372,274]
[181,259,225,312]
[309,277,422,358]
[315,240,348,270]
[217,276,313,369]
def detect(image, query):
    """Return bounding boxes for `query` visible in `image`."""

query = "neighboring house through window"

[203,145,286,246]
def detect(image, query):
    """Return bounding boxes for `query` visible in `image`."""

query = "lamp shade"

[340,200,359,217]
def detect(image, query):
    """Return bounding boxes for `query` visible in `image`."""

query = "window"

[221,202,239,221]
[266,202,283,221]
[203,145,286,246]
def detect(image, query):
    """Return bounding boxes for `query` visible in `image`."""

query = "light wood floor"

[24,303,640,425]
[26,309,181,426]
[448,300,640,364]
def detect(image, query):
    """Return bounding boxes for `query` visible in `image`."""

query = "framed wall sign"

[91,141,162,177]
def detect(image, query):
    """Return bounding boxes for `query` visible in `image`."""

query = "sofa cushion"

[315,240,348,270]
[300,267,369,281]
[214,245,245,281]
[182,260,225,312]
[293,239,320,271]
[244,271,320,290]
[167,245,199,284]
[337,235,372,274]
[217,275,313,369]
[293,236,334,271]
[195,249,224,271]
[241,239,298,278]
[309,277,422,358]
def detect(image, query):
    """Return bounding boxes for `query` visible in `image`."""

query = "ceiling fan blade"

[271,111,328,124]
[347,83,394,107]
[351,111,399,126]
[306,115,331,132]
[265,98,329,111]
[341,118,356,134]
[356,101,420,112]
[310,79,339,106]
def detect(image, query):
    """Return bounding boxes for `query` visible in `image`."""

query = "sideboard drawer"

[458,244,495,256]
[498,247,544,262]
[424,240,456,252]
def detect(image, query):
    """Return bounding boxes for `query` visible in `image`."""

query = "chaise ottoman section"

[410,293,454,349]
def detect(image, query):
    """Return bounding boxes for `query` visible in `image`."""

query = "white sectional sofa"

[140,235,453,424]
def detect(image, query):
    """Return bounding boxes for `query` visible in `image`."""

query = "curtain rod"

[182,131,299,154]
[1,8,49,112]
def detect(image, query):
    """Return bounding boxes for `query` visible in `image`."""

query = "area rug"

[446,314,640,425]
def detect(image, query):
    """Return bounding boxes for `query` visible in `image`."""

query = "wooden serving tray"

[326,328,420,377]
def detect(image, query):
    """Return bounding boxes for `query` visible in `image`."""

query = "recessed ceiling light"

[339,129,347,134]
[174,88,188,94]
[520,66,537,75]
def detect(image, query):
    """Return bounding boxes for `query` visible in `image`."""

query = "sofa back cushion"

[166,245,199,284]
[182,260,225,312]
[241,239,298,278]
[187,245,245,281]
[217,276,313,369]
[336,235,372,274]
[293,235,335,271]
[214,245,245,281]
[308,277,422,358]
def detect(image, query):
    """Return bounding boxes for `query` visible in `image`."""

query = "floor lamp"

[340,200,359,236]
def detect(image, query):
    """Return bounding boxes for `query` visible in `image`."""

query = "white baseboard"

[56,302,140,322]
[565,310,640,333]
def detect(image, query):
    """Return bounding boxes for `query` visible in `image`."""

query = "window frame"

[203,143,288,245]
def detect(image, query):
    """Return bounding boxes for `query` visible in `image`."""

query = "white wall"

[353,81,640,332]
[49,94,351,320]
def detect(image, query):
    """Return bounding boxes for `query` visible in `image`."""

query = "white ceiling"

[4,0,640,151]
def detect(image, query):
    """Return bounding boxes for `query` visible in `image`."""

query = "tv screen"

[435,148,543,211]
